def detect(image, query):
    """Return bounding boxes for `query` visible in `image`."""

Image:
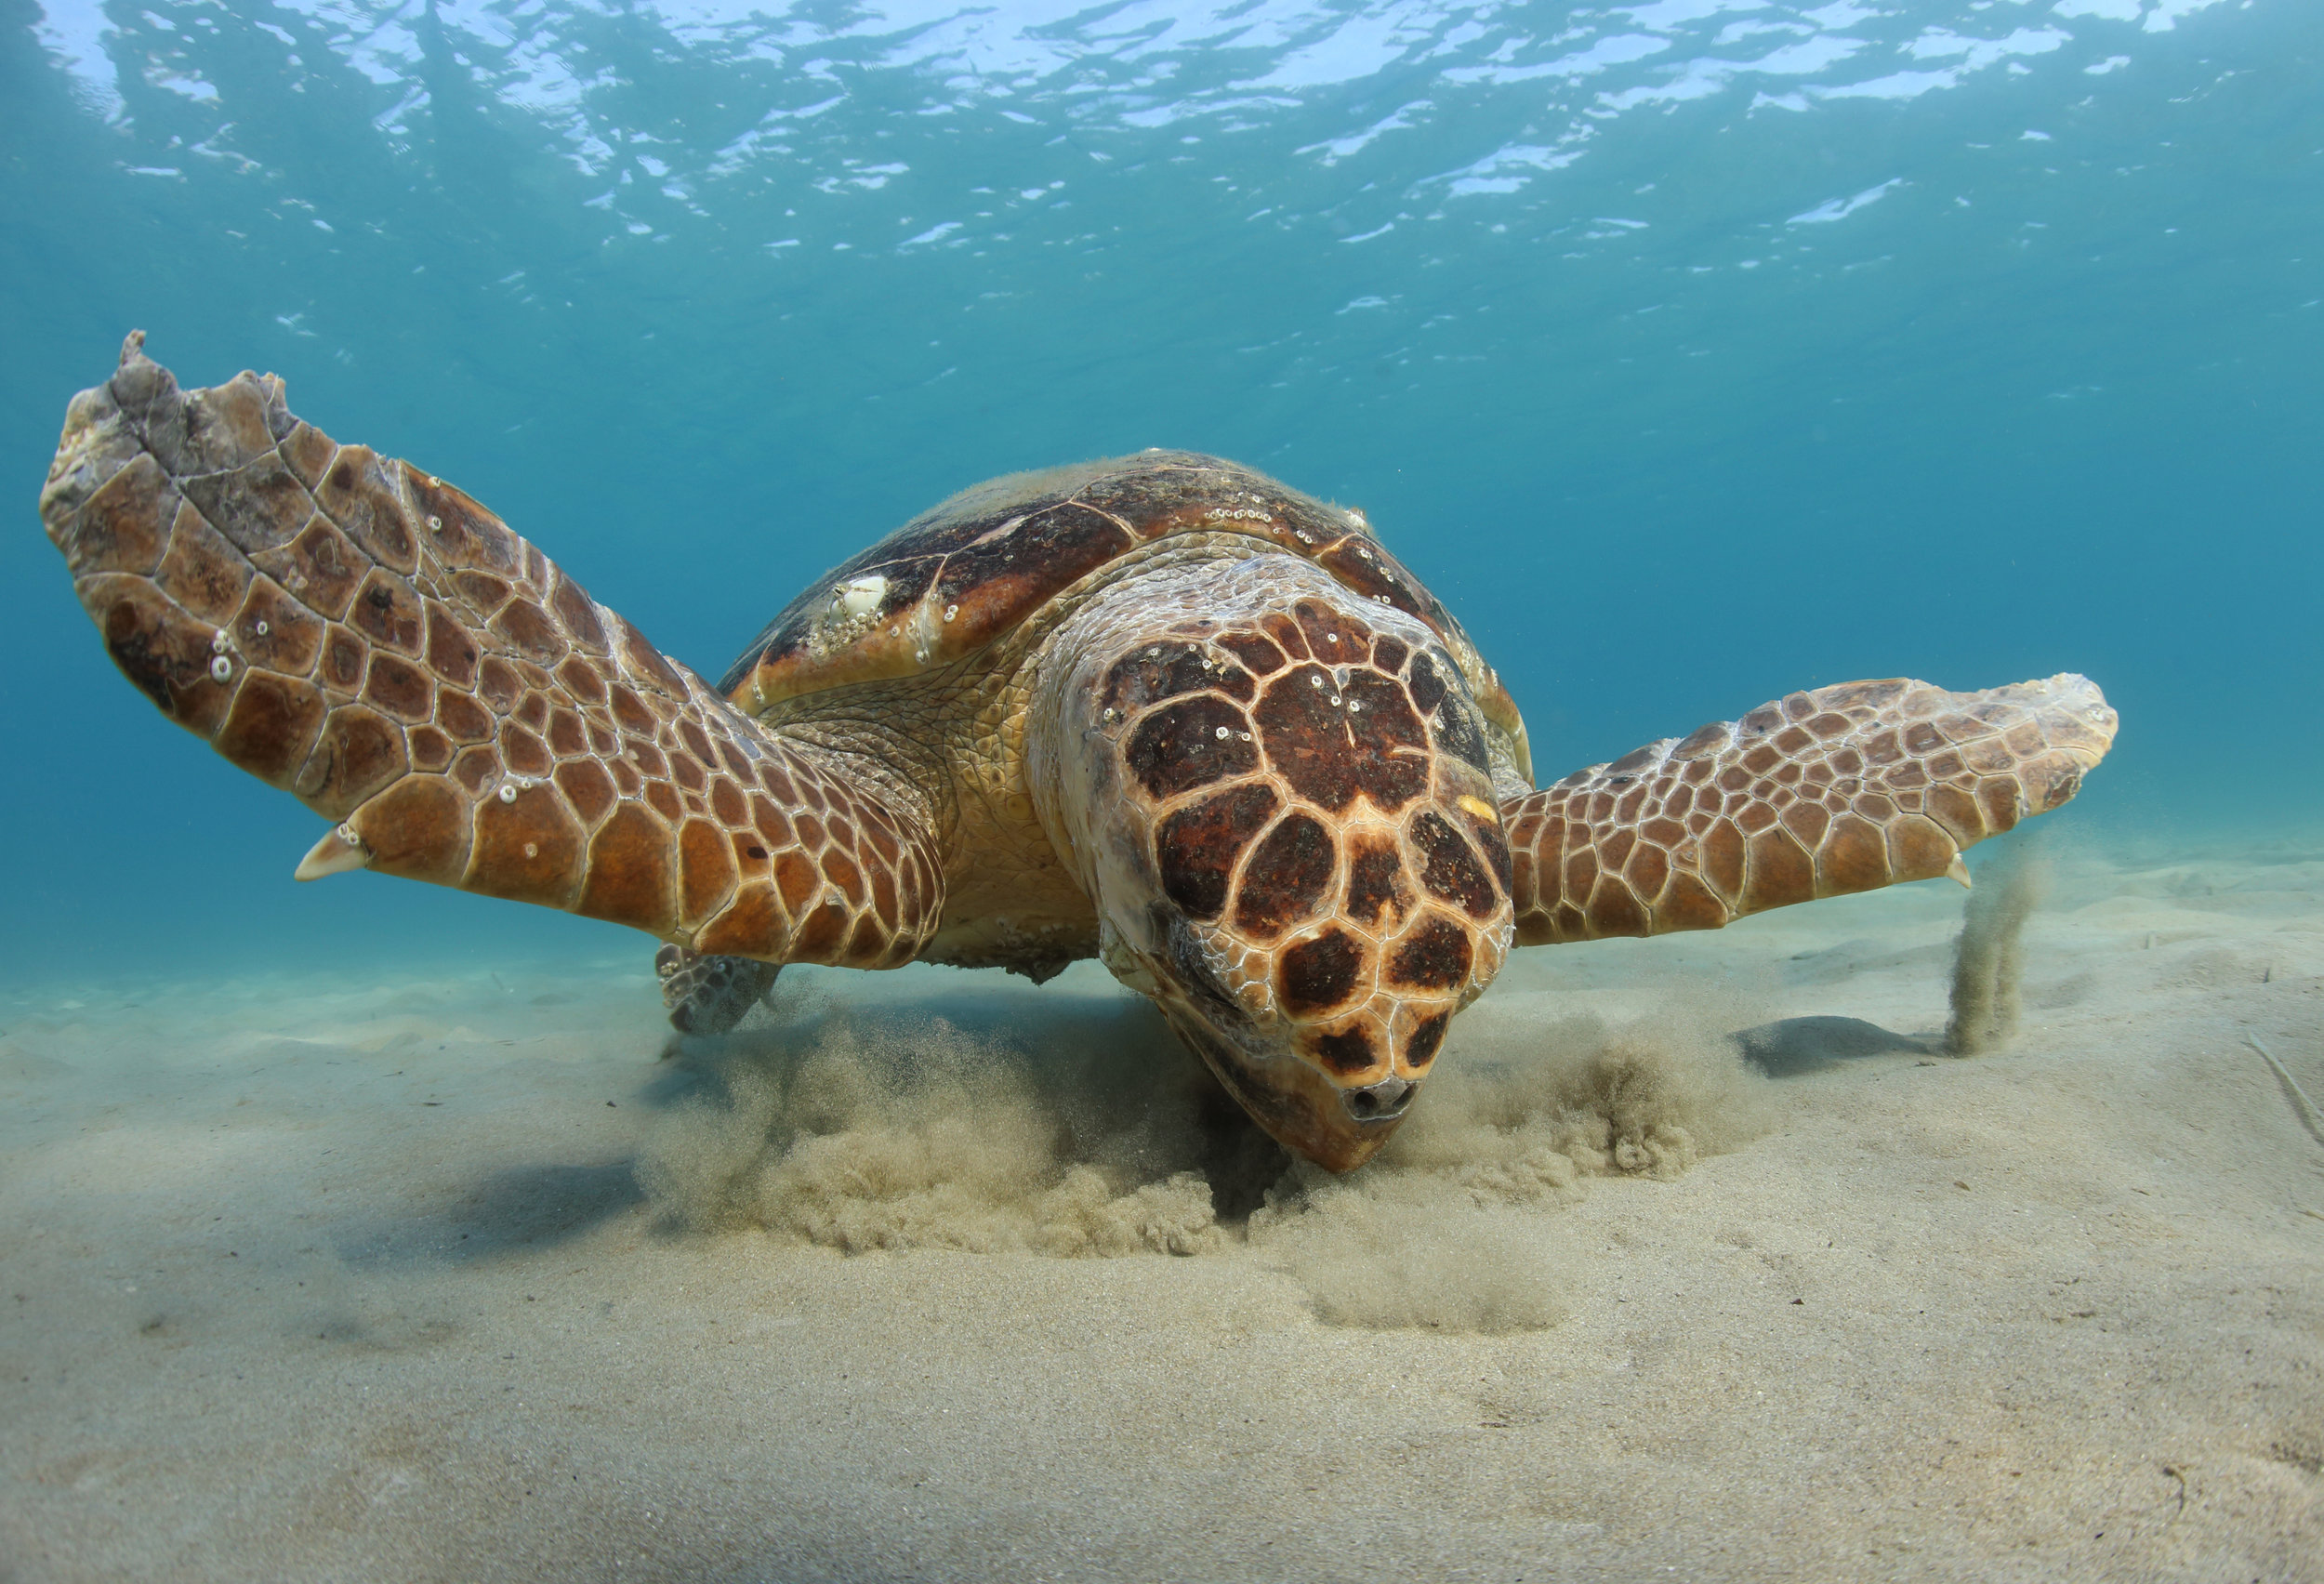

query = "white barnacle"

[1102,707,1119,724]
[497,784,518,804]
[1347,700,1362,713]
[427,515,442,533]
[1309,674,1324,689]
[208,655,232,683]
[1214,726,1230,740]
[255,620,270,637]
[210,629,231,654]
[944,604,958,622]
[1326,632,1339,644]
[828,574,887,620]
[1238,730,1253,742]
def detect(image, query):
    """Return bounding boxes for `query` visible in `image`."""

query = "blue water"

[2,0,2317,984]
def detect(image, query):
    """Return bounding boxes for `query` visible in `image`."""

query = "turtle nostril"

[1340,1076,1417,1123]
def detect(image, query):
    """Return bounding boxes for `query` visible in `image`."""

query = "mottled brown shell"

[719,451,1530,781]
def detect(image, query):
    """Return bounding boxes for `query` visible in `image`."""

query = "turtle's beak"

[1158,1004,1421,1171]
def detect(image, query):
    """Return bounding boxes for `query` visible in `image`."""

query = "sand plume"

[636,996,1230,1257]
[1249,1004,1774,1332]
[638,979,1771,1332]
[1945,844,2053,1054]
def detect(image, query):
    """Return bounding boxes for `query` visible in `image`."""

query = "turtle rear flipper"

[41,335,946,973]
[1502,674,2116,944]
[654,946,781,1036]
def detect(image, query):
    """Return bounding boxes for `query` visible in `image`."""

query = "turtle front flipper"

[1502,675,2116,944]
[40,335,946,972]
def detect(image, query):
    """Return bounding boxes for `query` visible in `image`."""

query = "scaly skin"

[40,334,947,970]
[1504,676,2116,944]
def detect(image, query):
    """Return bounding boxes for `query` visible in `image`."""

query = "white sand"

[3,839,2320,1581]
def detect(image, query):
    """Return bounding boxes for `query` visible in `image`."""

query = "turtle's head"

[1031,555,1516,1171]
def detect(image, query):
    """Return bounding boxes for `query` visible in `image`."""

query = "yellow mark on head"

[1457,795,1498,823]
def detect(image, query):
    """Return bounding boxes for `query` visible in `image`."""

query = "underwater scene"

[2,0,2319,1577]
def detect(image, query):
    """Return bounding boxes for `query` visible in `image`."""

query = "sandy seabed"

[3,838,2319,1583]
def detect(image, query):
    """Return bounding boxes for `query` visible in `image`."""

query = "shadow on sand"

[1731,1015,1933,1078]
[336,1160,649,1267]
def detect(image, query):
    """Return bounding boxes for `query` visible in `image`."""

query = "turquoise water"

[2,0,2317,983]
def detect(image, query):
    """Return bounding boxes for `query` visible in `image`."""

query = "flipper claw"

[294,823,371,881]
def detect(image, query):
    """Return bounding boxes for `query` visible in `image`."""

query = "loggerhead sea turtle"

[40,337,2119,1170]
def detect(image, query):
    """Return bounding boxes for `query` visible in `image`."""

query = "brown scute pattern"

[1156,785,1280,920]
[1279,929,1364,1015]
[1124,694,1258,799]
[1233,812,1337,937]
[1394,643,1507,781]
[1458,799,1515,891]
[1310,1023,1378,1076]
[40,338,947,972]
[1260,612,1309,659]
[1386,914,1472,990]
[69,452,171,575]
[1403,1011,1449,1068]
[1250,664,1430,814]
[1410,811,1498,919]
[155,508,253,621]
[1342,834,1413,931]
[1427,680,1493,772]
[92,575,230,727]
[1291,598,1368,662]
[213,671,325,785]
[1406,650,1448,715]
[1217,632,1285,676]
[1084,581,1516,1097]
[720,451,1526,772]
[1504,676,2117,945]
[1102,640,1255,714]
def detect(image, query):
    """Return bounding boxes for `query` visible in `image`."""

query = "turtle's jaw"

[1156,1003,1415,1173]
[1100,911,1433,1169]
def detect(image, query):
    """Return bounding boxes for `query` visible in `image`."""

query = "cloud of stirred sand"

[637,976,1773,1333]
